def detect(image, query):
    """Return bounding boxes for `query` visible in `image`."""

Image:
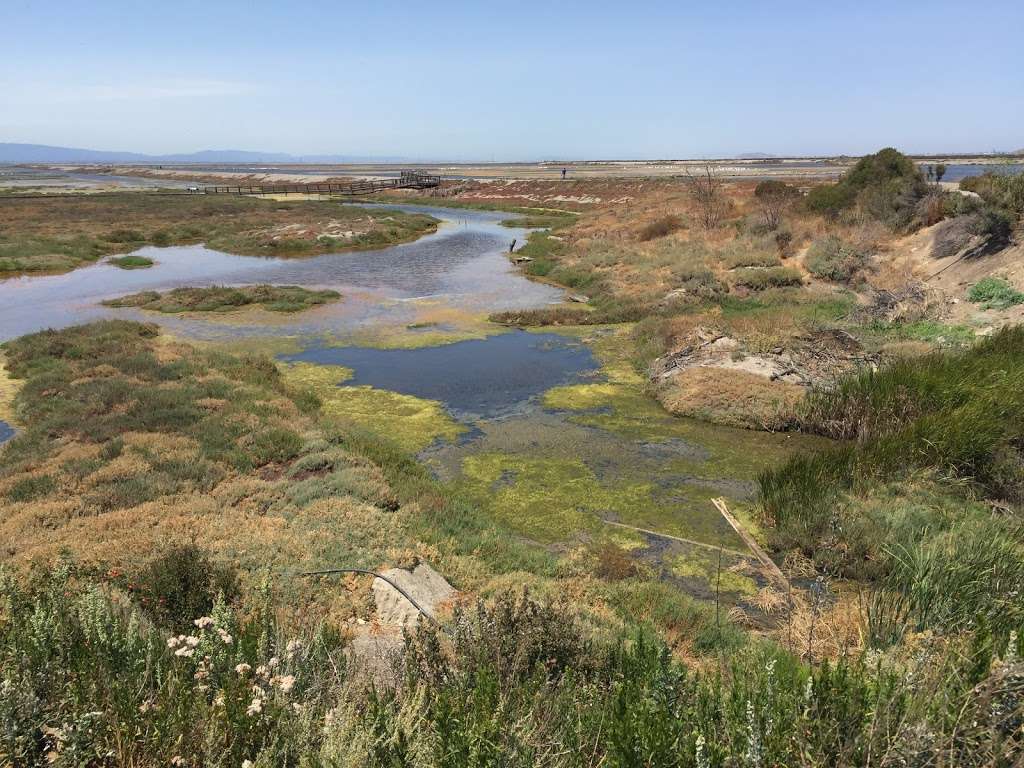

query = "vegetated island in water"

[102,284,342,314]
[0,192,439,277]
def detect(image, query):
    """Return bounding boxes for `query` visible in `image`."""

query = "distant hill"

[0,143,412,164]
[736,152,778,160]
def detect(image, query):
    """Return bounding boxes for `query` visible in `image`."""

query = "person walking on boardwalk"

[561,167,567,180]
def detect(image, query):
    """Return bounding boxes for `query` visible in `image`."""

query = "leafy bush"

[4,474,55,502]
[3,573,1020,767]
[967,276,1024,309]
[132,544,240,630]
[804,235,870,283]
[961,170,1024,217]
[968,206,1014,244]
[805,148,926,228]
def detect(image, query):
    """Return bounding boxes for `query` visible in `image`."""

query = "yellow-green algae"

[424,322,830,558]
[666,550,758,597]
[281,361,465,453]
[427,413,748,550]
[341,304,503,350]
[539,323,827,480]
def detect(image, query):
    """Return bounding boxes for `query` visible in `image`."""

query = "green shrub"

[763,327,1024,581]
[805,235,869,283]
[805,148,925,228]
[967,277,1024,309]
[248,426,303,466]
[132,544,240,630]
[961,170,1024,217]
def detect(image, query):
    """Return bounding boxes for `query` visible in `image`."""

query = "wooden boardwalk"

[195,170,441,197]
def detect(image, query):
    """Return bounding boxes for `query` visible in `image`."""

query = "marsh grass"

[0,193,437,276]
[103,284,341,314]
[761,328,1024,626]
[108,254,154,269]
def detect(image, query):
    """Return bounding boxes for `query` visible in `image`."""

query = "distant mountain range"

[0,143,413,164]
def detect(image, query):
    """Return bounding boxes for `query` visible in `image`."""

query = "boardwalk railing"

[195,170,441,197]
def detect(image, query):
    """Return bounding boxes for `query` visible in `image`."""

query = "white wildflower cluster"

[273,674,296,693]
[744,700,763,768]
[241,655,299,717]
[193,616,214,629]
[694,732,709,768]
[242,761,254,768]
[167,634,201,657]
[286,639,303,660]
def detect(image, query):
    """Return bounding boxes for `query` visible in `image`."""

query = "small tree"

[687,164,728,230]
[934,163,947,183]
[754,180,800,230]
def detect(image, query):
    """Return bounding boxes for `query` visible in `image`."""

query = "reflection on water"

[282,331,600,420]
[0,205,563,342]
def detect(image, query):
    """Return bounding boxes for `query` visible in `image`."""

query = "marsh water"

[0,205,557,341]
[282,331,600,421]
[0,202,819,560]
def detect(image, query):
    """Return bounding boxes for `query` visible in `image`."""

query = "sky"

[2,0,1022,160]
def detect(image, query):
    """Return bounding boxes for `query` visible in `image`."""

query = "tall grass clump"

[761,327,1024,594]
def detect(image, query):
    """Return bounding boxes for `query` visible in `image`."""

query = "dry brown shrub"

[747,586,788,615]
[658,367,803,430]
[593,543,639,580]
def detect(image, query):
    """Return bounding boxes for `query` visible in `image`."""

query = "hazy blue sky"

[2,0,1022,159]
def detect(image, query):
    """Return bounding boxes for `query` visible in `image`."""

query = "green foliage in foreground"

[968,277,1024,310]
[103,284,342,314]
[2,570,1021,767]
[760,327,1024,626]
[108,254,154,270]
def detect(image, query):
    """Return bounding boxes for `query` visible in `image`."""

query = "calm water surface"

[0,204,562,342]
[282,330,600,420]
